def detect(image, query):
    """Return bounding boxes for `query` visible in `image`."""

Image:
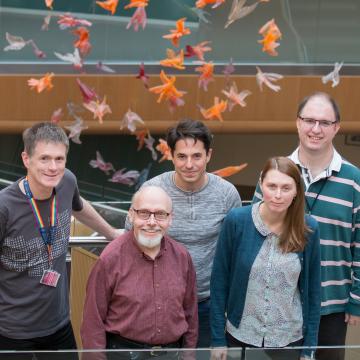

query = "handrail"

[70,203,253,247]
[92,202,129,214]
[69,236,110,247]
[0,178,13,186]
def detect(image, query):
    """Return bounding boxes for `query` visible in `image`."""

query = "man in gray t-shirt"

[130,120,241,347]
[0,123,119,356]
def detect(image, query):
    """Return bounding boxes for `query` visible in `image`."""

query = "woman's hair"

[260,156,310,252]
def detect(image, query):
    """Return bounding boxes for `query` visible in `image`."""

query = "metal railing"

[69,236,110,247]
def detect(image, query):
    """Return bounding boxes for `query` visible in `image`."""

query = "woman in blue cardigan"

[210,157,321,360]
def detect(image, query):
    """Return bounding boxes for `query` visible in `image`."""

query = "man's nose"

[48,160,57,170]
[185,158,193,168]
[312,121,321,132]
[147,213,156,225]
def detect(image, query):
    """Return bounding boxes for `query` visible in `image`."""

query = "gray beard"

[137,232,162,249]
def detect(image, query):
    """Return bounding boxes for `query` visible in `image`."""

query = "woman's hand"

[210,347,227,360]
[345,313,360,326]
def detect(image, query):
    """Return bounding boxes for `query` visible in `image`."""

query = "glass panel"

[246,346,360,359]
[1,0,360,68]
[0,347,359,359]
[91,201,130,229]
[0,160,25,183]
[69,201,129,254]
[77,180,134,203]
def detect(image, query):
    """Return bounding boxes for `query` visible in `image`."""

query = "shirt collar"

[170,171,210,194]
[289,147,342,178]
[252,202,271,236]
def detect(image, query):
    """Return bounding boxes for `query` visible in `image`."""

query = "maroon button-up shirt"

[81,231,198,350]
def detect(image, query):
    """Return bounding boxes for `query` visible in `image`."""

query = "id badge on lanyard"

[40,269,60,287]
[24,178,61,287]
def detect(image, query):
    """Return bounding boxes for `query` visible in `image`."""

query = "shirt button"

[157,329,161,333]
[157,306,161,310]
[154,264,158,268]
[156,283,159,287]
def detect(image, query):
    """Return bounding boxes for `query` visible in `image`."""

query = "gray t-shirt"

[138,171,241,300]
[0,169,82,339]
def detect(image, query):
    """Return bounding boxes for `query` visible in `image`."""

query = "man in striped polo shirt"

[254,92,360,360]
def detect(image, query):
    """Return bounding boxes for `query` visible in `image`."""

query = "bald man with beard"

[81,186,198,359]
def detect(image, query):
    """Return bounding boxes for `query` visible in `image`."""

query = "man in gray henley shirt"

[135,120,241,347]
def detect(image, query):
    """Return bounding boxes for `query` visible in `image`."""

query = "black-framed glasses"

[298,116,338,128]
[132,208,170,221]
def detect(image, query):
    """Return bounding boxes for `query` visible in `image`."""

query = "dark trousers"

[105,333,180,360]
[0,322,78,360]
[197,298,210,348]
[316,312,347,360]
[226,332,303,360]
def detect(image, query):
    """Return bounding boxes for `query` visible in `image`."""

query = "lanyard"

[23,177,57,267]
[305,177,328,215]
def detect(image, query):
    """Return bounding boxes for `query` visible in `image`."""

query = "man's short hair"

[297,92,341,123]
[23,122,69,156]
[166,119,213,155]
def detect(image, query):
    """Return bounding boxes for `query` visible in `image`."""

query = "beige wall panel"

[70,247,98,349]
[0,75,359,133]
[346,325,360,359]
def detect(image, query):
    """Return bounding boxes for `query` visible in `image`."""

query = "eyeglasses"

[298,116,338,128]
[132,208,170,221]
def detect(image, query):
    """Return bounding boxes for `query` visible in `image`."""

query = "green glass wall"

[1,0,360,67]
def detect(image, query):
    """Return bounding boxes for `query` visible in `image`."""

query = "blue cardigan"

[210,205,321,358]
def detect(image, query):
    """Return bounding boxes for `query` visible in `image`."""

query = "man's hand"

[111,228,125,240]
[345,313,360,326]
[210,347,227,360]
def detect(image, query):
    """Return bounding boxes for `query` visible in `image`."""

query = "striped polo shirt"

[254,148,360,316]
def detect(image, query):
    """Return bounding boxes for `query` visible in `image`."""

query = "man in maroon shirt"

[81,186,198,359]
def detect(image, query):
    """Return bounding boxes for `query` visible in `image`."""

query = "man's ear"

[128,208,134,224]
[296,117,301,134]
[21,151,30,170]
[206,148,213,164]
